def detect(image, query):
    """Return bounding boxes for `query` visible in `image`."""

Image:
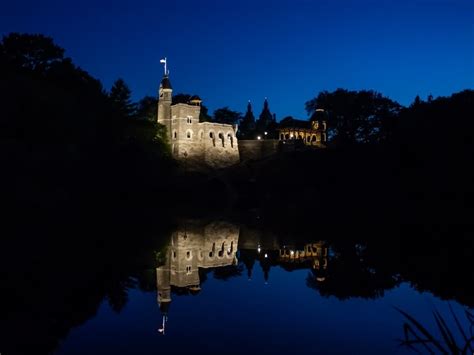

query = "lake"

[25,219,469,355]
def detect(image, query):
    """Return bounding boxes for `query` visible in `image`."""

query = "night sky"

[1,0,473,119]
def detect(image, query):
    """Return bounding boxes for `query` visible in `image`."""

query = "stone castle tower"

[156,60,240,169]
[157,74,173,137]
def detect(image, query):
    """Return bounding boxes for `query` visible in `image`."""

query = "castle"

[156,59,327,168]
[157,60,240,169]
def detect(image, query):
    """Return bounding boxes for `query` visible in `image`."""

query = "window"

[187,131,191,138]
[173,130,177,139]
[218,242,225,257]
[186,265,192,275]
[186,251,192,260]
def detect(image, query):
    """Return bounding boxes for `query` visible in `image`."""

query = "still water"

[47,220,473,355]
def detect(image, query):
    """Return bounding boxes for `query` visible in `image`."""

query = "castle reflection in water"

[156,220,328,334]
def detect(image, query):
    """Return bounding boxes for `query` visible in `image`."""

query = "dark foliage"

[305,89,401,145]
[213,106,242,125]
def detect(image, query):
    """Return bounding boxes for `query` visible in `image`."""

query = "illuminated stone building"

[277,109,328,147]
[156,220,240,334]
[278,242,328,281]
[157,59,240,168]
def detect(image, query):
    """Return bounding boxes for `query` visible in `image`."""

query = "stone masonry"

[157,73,240,169]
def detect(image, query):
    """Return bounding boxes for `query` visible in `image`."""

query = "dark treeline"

[0,33,178,241]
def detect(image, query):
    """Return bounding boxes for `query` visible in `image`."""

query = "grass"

[395,304,474,354]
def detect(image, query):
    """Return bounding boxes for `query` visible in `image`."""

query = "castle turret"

[156,261,171,335]
[238,100,256,139]
[256,97,277,137]
[157,58,173,139]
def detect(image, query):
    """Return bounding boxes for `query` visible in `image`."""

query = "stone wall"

[238,139,279,162]
[169,104,240,169]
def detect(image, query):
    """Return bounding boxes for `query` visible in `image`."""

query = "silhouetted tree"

[109,78,136,118]
[0,32,64,75]
[213,106,241,124]
[136,95,157,121]
[305,89,401,145]
[399,89,474,224]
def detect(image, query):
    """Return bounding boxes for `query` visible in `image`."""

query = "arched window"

[173,130,177,140]
[218,133,225,147]
[209,132,215,147]
[312,135,317,142]
[307,136,311,142]
[209,242,215,258]
[285,134,290,140]
[227,133,234,148]
[218,242,225,257]
[186,130,193,139]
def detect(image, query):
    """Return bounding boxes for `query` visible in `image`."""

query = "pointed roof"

[259,97,273,122]
[160,75,172,90]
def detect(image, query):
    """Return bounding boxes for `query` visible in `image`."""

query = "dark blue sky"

[1,0,473,119]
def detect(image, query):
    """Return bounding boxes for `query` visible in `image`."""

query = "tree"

[305,89,401,145]
[0,32,64,75]
[136,95,157,122]
[109,78,136,118]
[213,107,242,125]
[172,93,192,105]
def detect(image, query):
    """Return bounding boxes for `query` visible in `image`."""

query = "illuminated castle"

[157,58,240,168]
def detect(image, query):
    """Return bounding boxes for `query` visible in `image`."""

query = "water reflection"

[156,221,240,334]
[155,220,329,335]
[4,218,473,354]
